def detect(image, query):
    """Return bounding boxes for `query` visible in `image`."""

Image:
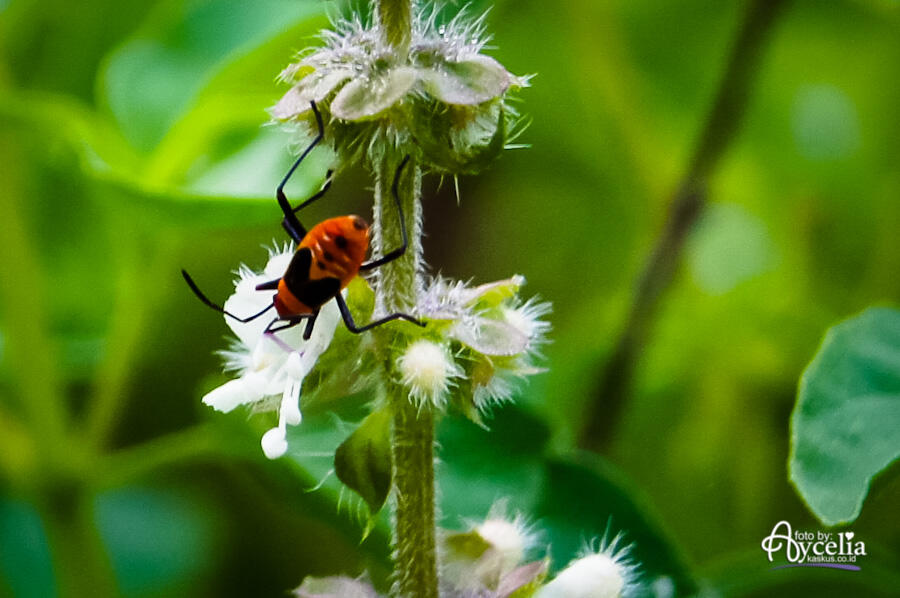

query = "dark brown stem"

[579,0,790,451]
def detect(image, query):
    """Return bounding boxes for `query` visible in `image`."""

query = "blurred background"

[1,0,899,596]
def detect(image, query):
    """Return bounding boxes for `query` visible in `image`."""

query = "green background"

[1,0,898,596]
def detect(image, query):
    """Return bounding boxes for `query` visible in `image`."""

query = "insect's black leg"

[278,100,326,243]
[182,269,274,322]
[266,315,312,334]
[359,155,412,272]
[302,313,319,340]
[281,170,334,240]
[335,293,425,333]
[262,314,317,354]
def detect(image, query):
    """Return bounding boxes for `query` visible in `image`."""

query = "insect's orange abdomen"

[274,279,312,318]
[300,215,370,288]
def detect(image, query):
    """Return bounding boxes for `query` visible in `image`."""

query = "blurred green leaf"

[94,486,220,596]
[0,499,56,598]
[790,306,900,525]
[686,202,777,295]
[99,0,324,153]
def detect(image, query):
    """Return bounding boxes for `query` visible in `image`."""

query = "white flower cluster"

[271,5,527,172]
[397,275,550,417]
[198,251,548,457]
[294,505,641,598]
[201,246,341,459]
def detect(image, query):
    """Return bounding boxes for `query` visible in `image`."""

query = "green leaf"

[418,55,514,106]
[94,486,219,596]
[334,407,394,519]
[330,67,417,121]
[0,499,56,598]
[790,306,900,525]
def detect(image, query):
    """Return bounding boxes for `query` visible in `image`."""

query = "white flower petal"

[418,55,513,105]
[261,427,289,459]
[281,380,303,426]
[271,69,354,120]
[264,250,293,280]
[202,377,260,413]
[450,318,530,356]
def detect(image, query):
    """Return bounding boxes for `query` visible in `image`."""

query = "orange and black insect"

[182,101,424,341]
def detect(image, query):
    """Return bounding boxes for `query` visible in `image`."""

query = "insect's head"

[336,215,370,247]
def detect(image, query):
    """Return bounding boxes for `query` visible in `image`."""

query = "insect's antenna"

[182,270,274,323]
[392,155,411,246]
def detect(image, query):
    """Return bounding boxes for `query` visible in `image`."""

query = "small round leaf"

[419,55,513,106]
[330,67,417,121]
[790,307,900,525]
[334,407,393,517]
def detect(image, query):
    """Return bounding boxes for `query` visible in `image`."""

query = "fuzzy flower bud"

[475,514,533,576]
[398,339,463,409]
[534,539,638,598]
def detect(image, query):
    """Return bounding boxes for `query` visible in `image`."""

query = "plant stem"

[579,0,789,451]
[0,133,67,450]
[377,0,413,56]
[372,152,438,598]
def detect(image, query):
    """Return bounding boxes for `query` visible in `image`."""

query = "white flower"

[441,501,540,593]
[202,245,341,459]
[414,275,551,415]
[397,339,463,409]
[534,536,638,598]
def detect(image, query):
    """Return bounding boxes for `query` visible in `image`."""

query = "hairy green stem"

[372,152,438,598]
[377,0,413,55]
[579,0,789,451]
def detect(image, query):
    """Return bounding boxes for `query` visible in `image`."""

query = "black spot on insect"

[299,277,341,308]
[352,216,367,230]
[323,250,335,262]
[335,235,348,249]
[317,260,327,270]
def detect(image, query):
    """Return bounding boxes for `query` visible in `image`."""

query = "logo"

[761,521,866,571]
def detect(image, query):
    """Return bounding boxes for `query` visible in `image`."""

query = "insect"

[182,101,425,342]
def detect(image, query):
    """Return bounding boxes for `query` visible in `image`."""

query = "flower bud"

[535,544,637,598]
[397,339,463,409]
